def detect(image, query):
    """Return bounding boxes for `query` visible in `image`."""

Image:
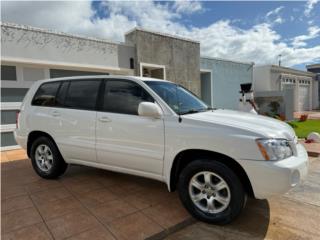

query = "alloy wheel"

[35,144,54,172]
[188,171,231,214]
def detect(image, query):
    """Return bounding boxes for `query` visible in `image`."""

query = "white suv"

[15,75,308,224]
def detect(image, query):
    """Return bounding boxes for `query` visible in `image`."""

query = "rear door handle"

[99,116,112,122]
[51,110,61,117]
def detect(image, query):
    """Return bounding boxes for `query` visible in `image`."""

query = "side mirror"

[138,102,162,118]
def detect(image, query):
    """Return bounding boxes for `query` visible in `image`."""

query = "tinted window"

[1,65,17,81]
[103,80,153,115]
[56,81,69,107]
[32,82,61,106]
[64,80,100,110]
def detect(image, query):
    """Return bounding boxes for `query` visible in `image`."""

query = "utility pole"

[278,54,282,66]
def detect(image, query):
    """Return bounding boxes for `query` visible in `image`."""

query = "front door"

[201,71,212,106]
[96,79,165,176]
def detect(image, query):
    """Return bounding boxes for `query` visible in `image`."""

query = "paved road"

[165,157,320,240]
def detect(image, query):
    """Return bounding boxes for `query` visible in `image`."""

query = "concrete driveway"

[1,150,320,240]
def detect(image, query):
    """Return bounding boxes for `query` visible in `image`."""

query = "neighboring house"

[306,64,320,109]
[200,57,254,109]
[1,22,253,149]
[253,65,318,112]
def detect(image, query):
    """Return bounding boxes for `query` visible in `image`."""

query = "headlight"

[256,139,293,161]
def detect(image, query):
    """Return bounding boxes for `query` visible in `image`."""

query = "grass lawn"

[288,120,320,139]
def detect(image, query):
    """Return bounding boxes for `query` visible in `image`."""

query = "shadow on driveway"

[164,199,270,240]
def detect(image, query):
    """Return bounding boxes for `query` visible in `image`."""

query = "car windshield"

[144,81,209,115]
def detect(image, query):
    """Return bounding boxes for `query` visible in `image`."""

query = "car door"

[96,79,165,176]
[46,79,101,163]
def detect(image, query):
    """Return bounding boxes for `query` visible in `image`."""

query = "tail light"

[16,111,20,129]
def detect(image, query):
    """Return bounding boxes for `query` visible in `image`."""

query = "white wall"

[1,23,135,71]
[1,63,49,88]
[253,66,272,91]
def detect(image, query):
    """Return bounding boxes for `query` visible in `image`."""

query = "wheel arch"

[27,131,58,158]
[169,149,255,198]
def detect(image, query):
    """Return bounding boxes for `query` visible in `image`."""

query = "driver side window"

[102,80,154,115]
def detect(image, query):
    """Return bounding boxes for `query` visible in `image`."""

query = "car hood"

[183,109,296,140]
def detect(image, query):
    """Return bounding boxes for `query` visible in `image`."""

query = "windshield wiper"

[180,109,201,115]
[180,107,215,115]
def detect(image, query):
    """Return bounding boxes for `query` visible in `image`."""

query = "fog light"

[291,170,300,187]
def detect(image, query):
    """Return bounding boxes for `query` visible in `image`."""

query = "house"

[1,22,253,150]
[200,57,254,109]
[306,64,320,108]
[253,65,318,113]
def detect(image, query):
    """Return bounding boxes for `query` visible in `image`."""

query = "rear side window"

[64,80,101,110]
[32,82,60,106]
[102,80,153,115]
[55,81,69,107]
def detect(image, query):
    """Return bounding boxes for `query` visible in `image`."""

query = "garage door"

[298,85,310,111]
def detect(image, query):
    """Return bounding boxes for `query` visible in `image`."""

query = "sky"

[1,0,320,70]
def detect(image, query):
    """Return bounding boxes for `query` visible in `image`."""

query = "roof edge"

[125,27,199,44]
[256,64,316,76]
[0,21,132,47]
[201,56,254,66]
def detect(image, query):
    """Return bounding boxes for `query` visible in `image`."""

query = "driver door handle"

[99,116,112,122]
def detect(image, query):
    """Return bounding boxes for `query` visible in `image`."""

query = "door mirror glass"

[138,102,162,118]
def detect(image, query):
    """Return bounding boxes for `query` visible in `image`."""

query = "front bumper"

[241,143,309,199]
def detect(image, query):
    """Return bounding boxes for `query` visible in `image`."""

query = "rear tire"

[178,159,246,224]
[30,136,68,179]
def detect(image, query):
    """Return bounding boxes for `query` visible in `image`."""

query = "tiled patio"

[1,149,192,240]
[3,148,319,240]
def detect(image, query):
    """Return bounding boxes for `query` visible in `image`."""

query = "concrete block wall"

[255,90,294,121]
[125,29,201,96]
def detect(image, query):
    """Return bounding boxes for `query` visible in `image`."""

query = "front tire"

[178,159,246,224]
[30,136,68,179]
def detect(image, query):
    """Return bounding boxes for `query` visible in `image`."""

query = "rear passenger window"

[32,82,60,106]
[56,81,69,107]
[64,80,100,110]
[103,80,154,115]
